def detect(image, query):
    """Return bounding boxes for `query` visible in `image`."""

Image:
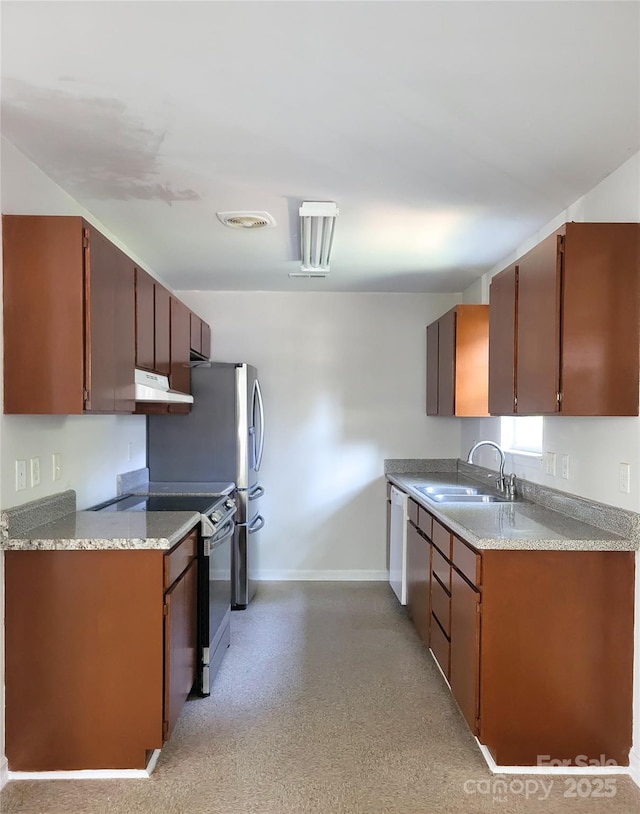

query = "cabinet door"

[561,223,640,416]
[135,268,155,371]
[84,226,134,414]
[155,284,171,376]
[190,312,203,356]
[454,305,489,417]
[201,321,211,360]
[450,569,481,735]
[406,523,430,645]
[516,231,562,414]
[437,309,456,416]
[164,557,197,740]
[169,297,192,414]
[426,321,439,415]
[489,265,517,415]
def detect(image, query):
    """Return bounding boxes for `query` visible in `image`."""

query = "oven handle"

[202,520,235,555]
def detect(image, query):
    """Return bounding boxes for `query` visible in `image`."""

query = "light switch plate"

[15,460,27,491]
[30,457,41,487]
[545,452,557,477]
[52,452,62,482]
[619,462,631,494]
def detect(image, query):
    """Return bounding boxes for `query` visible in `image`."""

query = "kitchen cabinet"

[389,485,634,766]
[190,311,211,360]
[163,529,198,740]
[135,268,172,377]
[168,296,192,415]
[3,215,135,414]
[405,499,431,646]
[489,222,640,416]
[4,529,199,770]
[426,305,489,417]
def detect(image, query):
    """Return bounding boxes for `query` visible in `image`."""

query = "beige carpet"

[2,582,640,813]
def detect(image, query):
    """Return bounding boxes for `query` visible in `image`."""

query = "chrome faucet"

[467,441,507,493]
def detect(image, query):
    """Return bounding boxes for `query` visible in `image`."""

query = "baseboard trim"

[252,570,388,581]
[0,756,8,790]
[629,746,640,788]
[477,742,630,776]
[6,752,162,783]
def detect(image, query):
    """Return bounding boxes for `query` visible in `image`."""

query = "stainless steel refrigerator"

[147,362,265,608]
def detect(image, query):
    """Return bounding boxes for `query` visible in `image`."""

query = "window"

[501,416,543,455]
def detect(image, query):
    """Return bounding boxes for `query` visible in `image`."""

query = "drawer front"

[432,544,451,591]
[453,536,481,587]
[430,572,451,636]
[432,519,452,558]
[418,508,433,539]
[430,615,451,679]
[164,529,198,590]
[407,498,419,526]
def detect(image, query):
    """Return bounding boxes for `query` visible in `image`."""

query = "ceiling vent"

[216,211,276,229]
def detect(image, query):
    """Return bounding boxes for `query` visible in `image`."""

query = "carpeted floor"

[2,582,640,813]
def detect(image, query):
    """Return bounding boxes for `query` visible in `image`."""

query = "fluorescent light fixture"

[299,201,338,273]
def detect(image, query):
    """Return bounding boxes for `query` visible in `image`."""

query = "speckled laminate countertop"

[388,473,638,551]
[3,510,201,551]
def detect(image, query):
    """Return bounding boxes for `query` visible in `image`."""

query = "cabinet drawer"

[430,573,451,636]
[430,615,450,679]
[432,519,452,558]
[418,508,433,539]
[432,544,451,591]
[453,536,481,587]
[164,529,198,590]
[407,497,419,526]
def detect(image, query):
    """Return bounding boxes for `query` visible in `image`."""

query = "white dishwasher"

[389,485,408,604]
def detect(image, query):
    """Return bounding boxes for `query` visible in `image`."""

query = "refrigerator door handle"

[254,378,265,472]
[248,485,264,500]
[248,514,265,534]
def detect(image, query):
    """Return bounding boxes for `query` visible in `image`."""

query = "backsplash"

[1,490,76,539]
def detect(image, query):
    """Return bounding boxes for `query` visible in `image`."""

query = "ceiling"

[1,1,639,293]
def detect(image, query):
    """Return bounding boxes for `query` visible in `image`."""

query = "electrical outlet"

[52,452,62,482]
[560,454,570,480]
[545,452,557,477]
[127,441,133,461]
[15,460,27,491]
[30,457,41,487]
[619,462,631,494]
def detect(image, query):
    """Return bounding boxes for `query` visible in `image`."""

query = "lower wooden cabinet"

[395,486,635,767]
[406,520,430,645]
[4,531,199,771]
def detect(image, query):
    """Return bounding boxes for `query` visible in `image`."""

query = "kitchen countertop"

[388,473,638,551]
[2,510,201,551]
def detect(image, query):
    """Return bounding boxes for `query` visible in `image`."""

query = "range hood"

[134,369,194,404]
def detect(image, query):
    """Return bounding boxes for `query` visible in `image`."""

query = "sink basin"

[427,493,506,503]
[419,485,481,496]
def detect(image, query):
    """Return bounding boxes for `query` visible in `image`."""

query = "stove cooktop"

[91,494,223,514]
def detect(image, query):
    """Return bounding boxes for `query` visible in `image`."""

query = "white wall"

[459,150,640,784]
[176,291,461,578]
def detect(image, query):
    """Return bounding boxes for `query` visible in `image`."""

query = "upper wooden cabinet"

[426,305,489,417]
[190,311,211,360]
[489,222,640,416]
[3,215,135,414]
[134,268,171,376]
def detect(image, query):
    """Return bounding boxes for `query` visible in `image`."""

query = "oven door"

[200,519,234,695]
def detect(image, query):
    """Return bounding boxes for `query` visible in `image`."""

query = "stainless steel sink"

[416,484,507,503]
[427,493,506,503]
[419,485,481,496]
